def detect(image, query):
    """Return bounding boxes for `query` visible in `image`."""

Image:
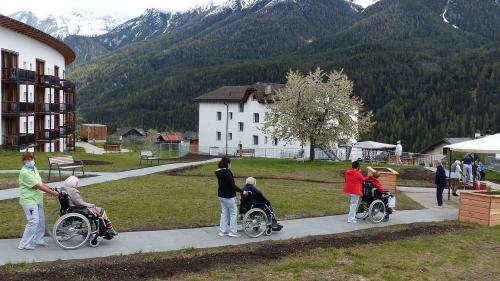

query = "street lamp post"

[224,102,228,156]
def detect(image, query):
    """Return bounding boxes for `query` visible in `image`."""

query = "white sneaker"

[35,242,48,247]
[18,245,35,250]
[227,233,241,238]
[218,232,228,237]
[347,220,357,224]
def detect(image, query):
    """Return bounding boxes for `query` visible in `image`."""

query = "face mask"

[24,160,35,169]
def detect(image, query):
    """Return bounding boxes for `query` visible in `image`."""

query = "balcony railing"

[1,68,37,83]
[1,67,18,81]
[36,103,60,113]
[38,75,60,87]
[60,103,75,112]
[1,102,36,113]
[37,129,60,140]
[60,125,75,136]
[2,134,36,147]
[18,69,36,83]
[60,79,75,91]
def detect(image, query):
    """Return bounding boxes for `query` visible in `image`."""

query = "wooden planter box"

[459,191,500,226]
[367,167,399,194]
[104,144,122,152]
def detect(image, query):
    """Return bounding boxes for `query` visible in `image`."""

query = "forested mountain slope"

[68,0,500,151]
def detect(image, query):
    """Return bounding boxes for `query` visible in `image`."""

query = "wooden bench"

[140,150,161,166]
[48,156,85,181]
[234,149,255,157]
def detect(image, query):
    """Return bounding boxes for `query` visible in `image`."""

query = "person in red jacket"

[343,161,368,223]
[366,171,385,193]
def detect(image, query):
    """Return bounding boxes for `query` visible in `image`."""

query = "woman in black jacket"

[214,157,245,237]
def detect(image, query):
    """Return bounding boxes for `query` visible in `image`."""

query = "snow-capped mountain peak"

[9,11,126,39]
[345,0,380,8]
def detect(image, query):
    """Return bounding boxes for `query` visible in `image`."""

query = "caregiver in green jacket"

[18,152,59,250]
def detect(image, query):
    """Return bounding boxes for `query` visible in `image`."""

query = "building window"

[253,135,259,145]
[264,136,268,144]
[229,133,233,140]
[238,122,244,132]
[216,131,221,141]
[239,103,244,112]
[273,137,278,146]
[229,112,233,120]
[216,111,222,121]
[254,113,259,123]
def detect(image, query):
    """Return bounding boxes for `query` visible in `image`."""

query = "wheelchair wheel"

[265,227,273,236]
[53,213,91,250]
[45,207,61,238]
[242,208,268,238]
[355,202,369,220]
[368,199,386,224]
[89,234,100,248]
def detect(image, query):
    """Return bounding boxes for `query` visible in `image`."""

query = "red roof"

[159,132,183,142]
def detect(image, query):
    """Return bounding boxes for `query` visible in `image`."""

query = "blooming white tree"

[262,68,373,161]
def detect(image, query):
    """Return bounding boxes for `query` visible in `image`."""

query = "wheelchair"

[46,191,114,250]
[238,196,279,238]
[355,182,394,224]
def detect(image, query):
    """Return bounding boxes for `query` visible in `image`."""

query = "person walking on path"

[463,153,473,183]
[343,161,368,223]
[214,157,247,237]
[395,140,403,166]
[435,160,447,207]
[18,152,59,250]
[450,160,462,196]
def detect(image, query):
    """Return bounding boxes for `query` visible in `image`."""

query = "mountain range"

[9,0,500,151]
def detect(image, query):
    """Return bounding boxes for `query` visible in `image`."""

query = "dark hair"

[218,157,231,169]
[22,152,34,162]
[352,161,360,169]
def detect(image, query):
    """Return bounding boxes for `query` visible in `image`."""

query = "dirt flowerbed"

[0,223,467,281]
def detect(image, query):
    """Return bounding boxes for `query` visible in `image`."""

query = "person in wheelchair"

[364,172,394,214]
[242,177,283,231]
[62,176,118,237]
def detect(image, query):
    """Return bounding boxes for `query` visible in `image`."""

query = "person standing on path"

[435,160,447,207]
[450,160,462,196]
[395,140,403,166]
[463,153,473,183]
[214,157,247,237]
[18,152,59,250]
[343,161,368,223]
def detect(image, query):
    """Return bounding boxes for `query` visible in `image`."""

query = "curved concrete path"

[0,206,457,265]
[76,142,130,154]
[0,159,218,201]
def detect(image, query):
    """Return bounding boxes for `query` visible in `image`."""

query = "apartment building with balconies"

[0,14,76,152]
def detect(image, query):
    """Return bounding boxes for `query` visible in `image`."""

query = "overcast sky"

[0,0,226,18]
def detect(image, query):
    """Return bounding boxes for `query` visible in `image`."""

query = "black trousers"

[436,185,445,206]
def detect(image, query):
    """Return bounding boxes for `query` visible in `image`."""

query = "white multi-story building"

[195,83,310,158]
[0,14,76,152]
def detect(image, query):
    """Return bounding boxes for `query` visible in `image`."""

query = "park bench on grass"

[140,150,161,166]
[234,149,255,158]
[48,156,85,181]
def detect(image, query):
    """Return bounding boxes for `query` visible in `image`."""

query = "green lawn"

[0,148,174,172]
[0,172,422,238]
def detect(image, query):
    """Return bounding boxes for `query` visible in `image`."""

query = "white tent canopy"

[443,133,500,154]
[353,141,396,150]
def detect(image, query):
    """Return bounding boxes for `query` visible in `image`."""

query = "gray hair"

[245,177,256,185]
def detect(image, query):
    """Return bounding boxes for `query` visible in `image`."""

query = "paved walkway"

[0,207,457,265]
[0,159,218,201]
[76,142,130,154]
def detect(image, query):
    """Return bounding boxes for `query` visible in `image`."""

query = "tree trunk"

[309,139,315,161]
